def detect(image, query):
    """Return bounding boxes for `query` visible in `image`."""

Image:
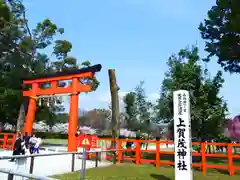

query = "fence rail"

[0,168,57,180]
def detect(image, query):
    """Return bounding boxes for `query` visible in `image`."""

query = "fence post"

[201,142,206,175]
[155,138,160,168]
[7,173,14,180]
[80,147,87,180]
[228,143,234,176]
[95,152,99,168]
[135,140,140,165]
[71,154,75,172]
[112,139,117,164]
[3,134,8,149]
[29,157,35,174]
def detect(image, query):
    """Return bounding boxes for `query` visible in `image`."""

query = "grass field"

[53,163,240,180]
[42,138,68,145]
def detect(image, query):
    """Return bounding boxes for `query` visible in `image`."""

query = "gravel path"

[0,150,111,180]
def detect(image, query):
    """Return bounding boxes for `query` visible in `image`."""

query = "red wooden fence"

[0,133,16,150]
[99,138,240,176]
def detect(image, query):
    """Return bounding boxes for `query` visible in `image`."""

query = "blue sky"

[24,0,240,117]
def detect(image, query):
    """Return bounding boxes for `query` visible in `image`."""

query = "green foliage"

[135,81,153,133]
[0,0,10,29]
[123,82,153,133]
[35,107,69,127]
[199,0,240,73]
[123,92,138,130]
[155,46,228,141]
[79,61,100,91]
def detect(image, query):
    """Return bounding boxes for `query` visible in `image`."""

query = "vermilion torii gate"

[22,64,102,152]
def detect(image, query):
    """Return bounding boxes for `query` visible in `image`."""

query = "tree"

[122,82,153,134]
[55,113,69,124]
[35,107,69,128]
[155,46,228,141]
[0,0,99,130]
[123,92,138,130]
[78,109,111,130]
[0,0,10,29]
[199,0,240,73]
[134,81,153,134]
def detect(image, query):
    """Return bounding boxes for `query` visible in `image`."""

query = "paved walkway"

[0,150,111,180]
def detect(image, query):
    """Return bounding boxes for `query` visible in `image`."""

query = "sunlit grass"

[53,163,240,180]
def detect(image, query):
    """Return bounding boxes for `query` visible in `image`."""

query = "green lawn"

[53,164,240,180]
[42,138,68,145]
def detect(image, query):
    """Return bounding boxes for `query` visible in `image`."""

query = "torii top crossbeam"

[23,64,102,96]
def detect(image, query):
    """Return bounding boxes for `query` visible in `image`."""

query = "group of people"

[10,132,42,162]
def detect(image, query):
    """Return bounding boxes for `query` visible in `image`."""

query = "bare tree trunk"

[108,69,120,149]
[16,103,26,133]
[145,134,150,150]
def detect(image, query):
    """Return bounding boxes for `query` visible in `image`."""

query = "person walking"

[9,133,26,162]
[23,132,31,154]
[33,136,42,154]
[29,134,38,154]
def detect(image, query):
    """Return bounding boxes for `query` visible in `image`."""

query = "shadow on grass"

[142,152,232,165]
[214,169,229,175]
[150,174,171,180]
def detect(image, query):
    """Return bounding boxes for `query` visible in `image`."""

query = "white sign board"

[173,90,192,180]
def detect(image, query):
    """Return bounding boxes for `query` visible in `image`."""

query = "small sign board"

[77,135,91,148]
[77,134,99,149]
[82,138,90,145]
